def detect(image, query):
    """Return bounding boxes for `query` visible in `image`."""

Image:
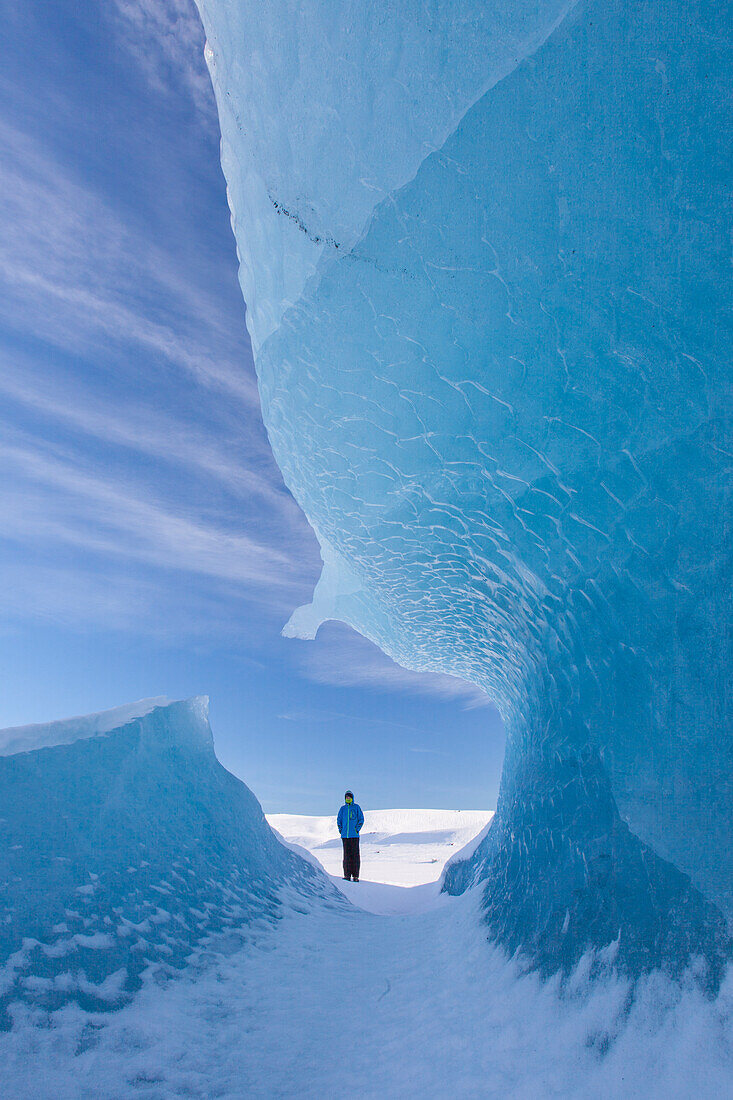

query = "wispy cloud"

[0,119,255,405]
[296,623,493,711]
[407,746,451,756]
[0,435,306,588]
[0,556,288,644]
[276,706,436,737]
[0,354,302,517]
[109,0,216,128]
[0,96,320,636]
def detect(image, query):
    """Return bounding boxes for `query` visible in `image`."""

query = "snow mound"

[0,698,327,1028]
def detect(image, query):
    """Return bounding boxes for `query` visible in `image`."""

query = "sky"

[0,0,505,814]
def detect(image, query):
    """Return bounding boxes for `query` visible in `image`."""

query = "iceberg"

[0,698,324,1026]
[196,0,732,976]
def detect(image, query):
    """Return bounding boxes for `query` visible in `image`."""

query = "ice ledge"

[283,539,363,640]
[0,696,210,757]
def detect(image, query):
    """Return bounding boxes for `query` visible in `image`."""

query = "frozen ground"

[268,808,494,914]
[2,810,732,1099]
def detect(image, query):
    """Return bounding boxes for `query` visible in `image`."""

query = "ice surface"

[0,698,325,1026]
[2,818,732,1097]
[198,0,732,975]
[0,697,169,757]
[196,0,578,353]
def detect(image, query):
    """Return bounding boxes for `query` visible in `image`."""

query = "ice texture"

[0,698,324,1026]
[197,0,732,974]
[0,697,169,757]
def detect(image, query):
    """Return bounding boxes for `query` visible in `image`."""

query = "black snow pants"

[342,837,360,880]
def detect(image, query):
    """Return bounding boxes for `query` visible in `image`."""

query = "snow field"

[268,808,494,889]
[2,814,732,1099]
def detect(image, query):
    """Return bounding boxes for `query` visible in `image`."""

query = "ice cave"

[192,0,732,976]
[1,1,731,1093]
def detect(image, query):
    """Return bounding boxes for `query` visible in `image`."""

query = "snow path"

[2,889,512,1098]
[2,819,733,1098]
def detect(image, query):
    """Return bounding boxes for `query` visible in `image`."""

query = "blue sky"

[0,0,505,813]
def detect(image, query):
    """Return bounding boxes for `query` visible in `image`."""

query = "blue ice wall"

[0,699,324,1025]
[197,0,732,973]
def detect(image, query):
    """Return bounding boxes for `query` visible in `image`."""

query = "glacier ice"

[0,698,324,1026]
[197,0,732,976]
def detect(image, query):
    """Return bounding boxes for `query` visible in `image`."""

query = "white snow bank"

[3,886,731,1099]
[440,816,495,880]
[0,696,172,757]
[2,797,731,1095]
[268,808,494,889]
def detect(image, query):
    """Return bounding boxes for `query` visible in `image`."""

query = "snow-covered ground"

[2,809,732,1099]
[268,808,493,914]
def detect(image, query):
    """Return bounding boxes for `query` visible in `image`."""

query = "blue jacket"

[337,802,364,839]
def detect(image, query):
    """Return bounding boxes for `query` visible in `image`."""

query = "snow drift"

[196,0,732,977]
[0,698,324,1027]
[2,808,733,1096]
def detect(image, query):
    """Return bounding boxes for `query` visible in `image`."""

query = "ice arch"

[196,0,732,974]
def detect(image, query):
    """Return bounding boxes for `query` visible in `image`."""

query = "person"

[337,790,364,881]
